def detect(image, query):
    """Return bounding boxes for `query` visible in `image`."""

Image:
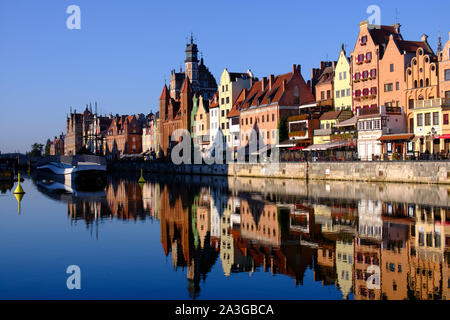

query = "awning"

[434,134,450,139]
[303,141,351,151]
[378,134,414,141]
[289,146,306,151]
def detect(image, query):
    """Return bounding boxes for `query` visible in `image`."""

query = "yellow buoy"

[14,172,25,195]
[138,168,146,183]
[14,193,24,214]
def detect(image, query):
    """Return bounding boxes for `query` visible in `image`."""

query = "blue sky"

[0,0,449,153]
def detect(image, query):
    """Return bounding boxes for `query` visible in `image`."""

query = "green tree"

[44,139,52,157]
[28,143,44,157]
[278,117,289,142]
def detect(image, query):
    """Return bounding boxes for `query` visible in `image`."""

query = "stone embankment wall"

[109,161,450,184]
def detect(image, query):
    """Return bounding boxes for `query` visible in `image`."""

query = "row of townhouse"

[58,21,450,162]
[155,20,450,162]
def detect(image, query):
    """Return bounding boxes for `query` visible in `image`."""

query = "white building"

[357,106,406,161]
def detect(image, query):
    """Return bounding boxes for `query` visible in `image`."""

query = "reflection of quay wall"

[227,177,450,208]
[114,161,450,184]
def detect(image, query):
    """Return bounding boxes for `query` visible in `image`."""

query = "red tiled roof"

[320,111,341,121]
[395,39,432,54]
[368,25,402,47]
[209,92,219,108]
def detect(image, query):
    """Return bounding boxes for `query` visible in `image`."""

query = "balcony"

[314,128,333,136]
[414,98,450,109]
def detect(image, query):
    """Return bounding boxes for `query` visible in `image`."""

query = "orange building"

[351,21,402,113]
[238,65,315,148]
[314,62,335,107]
[380,34,433,133]
[438,32,450,100]
[405,40,439,132]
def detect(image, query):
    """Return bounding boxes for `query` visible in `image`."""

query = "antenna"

[395,8,400,24]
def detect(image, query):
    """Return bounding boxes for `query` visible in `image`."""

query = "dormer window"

[361,36,368,45]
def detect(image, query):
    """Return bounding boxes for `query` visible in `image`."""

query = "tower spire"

[438,27,443,53]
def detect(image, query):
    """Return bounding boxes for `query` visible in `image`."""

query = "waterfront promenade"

[109,160,450,185]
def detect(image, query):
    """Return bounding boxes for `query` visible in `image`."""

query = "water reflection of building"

[142,182,160,220]
[106,180,147,220]
[159,183,218,299]
[408,205,449,300]
[336,240,354,299]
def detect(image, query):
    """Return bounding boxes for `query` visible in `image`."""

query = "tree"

[44,139,52,157]
[278,117,289,143]
[28,143,44,157]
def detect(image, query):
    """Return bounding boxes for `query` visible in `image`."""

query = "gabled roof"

[160,85,170,100]
[320,111,341,121]
[209,92,219,109]
[395,39,432,55]
[368,25,402,47]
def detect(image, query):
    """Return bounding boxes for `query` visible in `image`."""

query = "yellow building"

[218,69,254,148]
[313,110,353,145]
[333,45,352,111]
[413,98,450,154]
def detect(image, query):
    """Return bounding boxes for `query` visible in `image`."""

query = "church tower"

[185,34,199,89]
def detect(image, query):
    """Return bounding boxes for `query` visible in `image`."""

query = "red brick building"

[159,78,193,157]
[105,115,143,160]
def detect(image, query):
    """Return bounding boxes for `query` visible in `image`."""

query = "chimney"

[292,64,297,73]
[393,23,401,34]
[282,79,287,92]
[307,80,311,90]
[297,65,301,74]
[421,34,428,42]
[262,77,267,91]
[269,74,275,90]
[243,89,247,100]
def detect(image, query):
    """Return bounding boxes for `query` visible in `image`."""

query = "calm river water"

[0,172,449,300]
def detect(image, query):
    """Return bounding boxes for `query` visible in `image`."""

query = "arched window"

[418,95,424,100]
[425,78,429,87]
[414,80,418,88]
[420,79,424,87]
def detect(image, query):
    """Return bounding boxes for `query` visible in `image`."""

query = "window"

[226,97,230,104]
[221,98,224,104]
[336,90,340,98]
[417,114,423,127]
[343,72,347,79]
[347,88,351,96]
[321,91,325,100]
[341,89,345,97]
[366,52,372,61]
[445,69,450,81]
[327,90,331,99]
[362,70,369,79]
[354,72,361,81]
[370,69,376,78]
[409,99,414,110]
[226,85,229,91]
[339,72,342,80]
[384,83,393,92]
[425,113,431,126]
[390,64,394,72]
[433,112,439,126]
[396,82,400,90]
[361,36,367,44]
[444,114,449,125]
[446,91,450,99]
[272,114,275,122]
